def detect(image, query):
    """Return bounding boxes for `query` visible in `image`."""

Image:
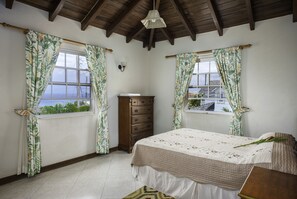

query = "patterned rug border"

[123,186,175,199]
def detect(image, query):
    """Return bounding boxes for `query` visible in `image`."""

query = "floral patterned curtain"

[85,45,109,154]
[25,30,62,176]
[212,47,249,136]
[172,53,198,129]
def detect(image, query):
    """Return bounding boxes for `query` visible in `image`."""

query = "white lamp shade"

[141,10,166,29]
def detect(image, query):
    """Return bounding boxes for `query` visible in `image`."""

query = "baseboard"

[0,146,118,186]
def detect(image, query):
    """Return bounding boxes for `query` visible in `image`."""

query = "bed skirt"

[132,165,240,199]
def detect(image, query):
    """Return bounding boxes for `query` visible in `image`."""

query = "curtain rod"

[0,22,113,53]
[165,44,252,58]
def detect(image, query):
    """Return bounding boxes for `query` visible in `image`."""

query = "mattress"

[131,128,297,190]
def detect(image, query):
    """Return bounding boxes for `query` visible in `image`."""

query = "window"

[187,54,232,113]
[38,51,91,114]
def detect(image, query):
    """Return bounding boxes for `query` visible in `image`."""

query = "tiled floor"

[0,151,144,199]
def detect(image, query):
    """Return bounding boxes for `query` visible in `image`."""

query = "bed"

[131,128,297,199]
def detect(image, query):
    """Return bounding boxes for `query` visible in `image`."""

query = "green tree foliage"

[40,101,90,114]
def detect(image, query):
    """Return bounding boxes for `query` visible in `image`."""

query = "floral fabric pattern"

[172,53,198,129]
[85,45,109,154]
[212,47,249,136]
[25,30,62,177]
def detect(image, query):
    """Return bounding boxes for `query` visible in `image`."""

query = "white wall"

[148,15,297,139]
[0,1,149,178]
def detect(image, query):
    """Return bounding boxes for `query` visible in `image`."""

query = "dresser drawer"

[131,131,153,146]
[131,106,153,115]
[131,98,154,106]
[131,123,153,134]
[132,114,153,124]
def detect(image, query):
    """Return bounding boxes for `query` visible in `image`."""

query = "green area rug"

[123,186,175,199]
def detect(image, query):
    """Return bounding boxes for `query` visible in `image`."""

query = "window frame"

[186,53,232,114]
[38,49,93,115]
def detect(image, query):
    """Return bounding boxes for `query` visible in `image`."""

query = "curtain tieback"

[15,109,34,116]
[234,107,250,114]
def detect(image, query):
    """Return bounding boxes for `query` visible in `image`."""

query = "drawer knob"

[135,119,138,121]
[135,110,138,112]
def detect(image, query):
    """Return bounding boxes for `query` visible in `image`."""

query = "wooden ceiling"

[5,0,296,50]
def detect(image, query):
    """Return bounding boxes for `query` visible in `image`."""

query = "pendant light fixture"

[141,0,166,29]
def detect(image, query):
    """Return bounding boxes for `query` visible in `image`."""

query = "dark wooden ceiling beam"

[245,0,255,30]
[293,0,297,22]
[106,0,141,37]
[81,0,107,31]
[148,29,155,51]
[5,0,14,9]
[160,28,174,45]
[49,0,65,22]
[168,0,196,41]
[126,23,145,43]
[206,0,223,36]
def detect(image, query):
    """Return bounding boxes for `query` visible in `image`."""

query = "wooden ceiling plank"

[245,0,255,30]
[81,0,107,31]
[49,0,66,22]
[126,23,145,43]
[160,28,174,45]
[168,0,196,41]
[206,0,223,36]
[5,0,14,9]
[293,0,297,22]
[106,0,142,37]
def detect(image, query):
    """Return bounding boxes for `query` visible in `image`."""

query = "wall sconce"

[118,62,127,72]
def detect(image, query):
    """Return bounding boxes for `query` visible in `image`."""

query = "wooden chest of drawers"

[118,96,154,153]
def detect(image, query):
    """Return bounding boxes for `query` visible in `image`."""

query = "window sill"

[184,109,234,116]
[36,111,95,120]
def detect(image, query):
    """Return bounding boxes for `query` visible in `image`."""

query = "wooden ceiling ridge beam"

[245,0,255,30]
[5,0,14,9]
[81,0,107,31]
[106,0,142,37]
[148,0,160,50]
[206,0,223,36]
[169,0,196,41]
[293,0,297,22]
[49,0,66,22]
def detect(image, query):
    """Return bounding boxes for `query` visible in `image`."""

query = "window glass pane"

[52,85,66,98]
[188,87,198,98]
[193,63,198,73]
[210,61,217,72]
[80,71,90,84]
[80,86,91,99]
[52,68,65,82]
[198,74,208,86]
[79,56,88,69]
[198,87,208,98]
[209,86,220,98]
[56,53,65,67]
[198,62,209,73]
[209,74,220,85]
[67,85,78,98]
[189,75,197,87]
[66,54,77,68]
[215,99,232,112]
[221,86,227,98]
[42,85,51,99]
[67,69,77,83]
